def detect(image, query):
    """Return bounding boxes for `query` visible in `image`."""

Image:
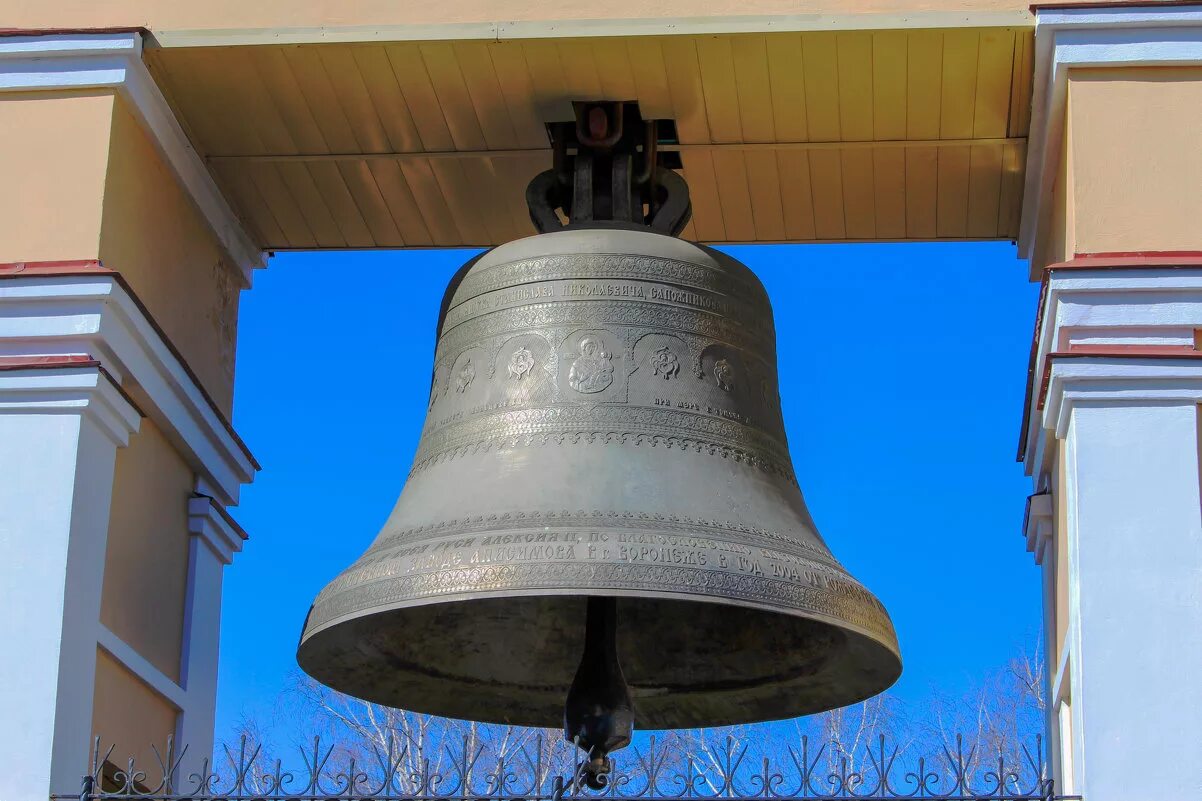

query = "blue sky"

[219,241,1040,740]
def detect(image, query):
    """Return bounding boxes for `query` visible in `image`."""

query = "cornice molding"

[1019,262,1202,470]
[0,32,265,285]
[1020,5,1202,260]
[0,362,141,447]
[187,494,247,565]
[1023,492,1054,565]
[0,271,258,505]
[1043,354,1202,439]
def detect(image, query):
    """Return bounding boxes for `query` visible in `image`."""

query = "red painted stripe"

[1079,251,1202,259]
[1065,343,1198,355]
[0,260,110,276]
[0,27,145,37]
[1046,254,1202,271]
[0,354,98,369]
[0,357,146,417]
[1037,350,1202,411]
[1033,0,1202,10]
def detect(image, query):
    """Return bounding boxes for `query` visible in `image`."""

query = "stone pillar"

[1020,6,1202,798]
[0,363,141,801]
[0,32,261,800]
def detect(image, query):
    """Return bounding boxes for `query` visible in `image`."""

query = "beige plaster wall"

[0,90,240,412]
[1066,67,1202,254]
[92,649,178,782]
[0,91,113,263]
[1035,112,1075,273]
[99,96,241,414]
[100,419,193,683]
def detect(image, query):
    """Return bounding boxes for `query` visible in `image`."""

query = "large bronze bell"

[298,104,900,782]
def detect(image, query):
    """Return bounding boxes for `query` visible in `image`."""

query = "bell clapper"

[564,596,635,790]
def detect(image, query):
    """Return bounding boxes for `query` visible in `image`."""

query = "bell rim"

[298,586,901,729]
[297,587,901,729]
[302,584,897,655]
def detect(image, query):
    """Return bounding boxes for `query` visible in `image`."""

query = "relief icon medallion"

[508,346,536,380]
[649,346,681,380]
[714,358,735,392]
[455,358,476,393]
[567,336,614,394]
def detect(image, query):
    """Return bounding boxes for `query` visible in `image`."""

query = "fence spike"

[70,731,1064,801]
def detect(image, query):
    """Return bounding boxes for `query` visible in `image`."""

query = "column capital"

[0,32,264,285]
[187,494,248,566]
[0,358,140,447]
[1022,492,1054,565]
[1021,4,1202,260]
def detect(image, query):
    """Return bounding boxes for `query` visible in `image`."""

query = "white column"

[1055,695,1075,796]
[178,496,245,779]
[1020,266,1202,798]
[1061,396,1202,800]
[0,271,256,796]
[1023,492,1060,781]
[0,364,140,801]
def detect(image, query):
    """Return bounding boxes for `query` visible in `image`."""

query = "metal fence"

[59,732,1079,801]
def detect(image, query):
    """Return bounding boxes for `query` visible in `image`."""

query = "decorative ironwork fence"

[57,733,1080,801]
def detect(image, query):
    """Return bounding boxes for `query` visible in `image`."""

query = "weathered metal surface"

[297,227,901,728]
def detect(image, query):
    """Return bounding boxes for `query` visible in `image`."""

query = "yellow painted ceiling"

[145,28,1033,250]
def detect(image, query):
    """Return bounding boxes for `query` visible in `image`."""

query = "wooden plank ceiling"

[145,28,1033,250]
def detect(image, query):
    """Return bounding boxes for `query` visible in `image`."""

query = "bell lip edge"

[296,583,901,662]
[295,588,903,730]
